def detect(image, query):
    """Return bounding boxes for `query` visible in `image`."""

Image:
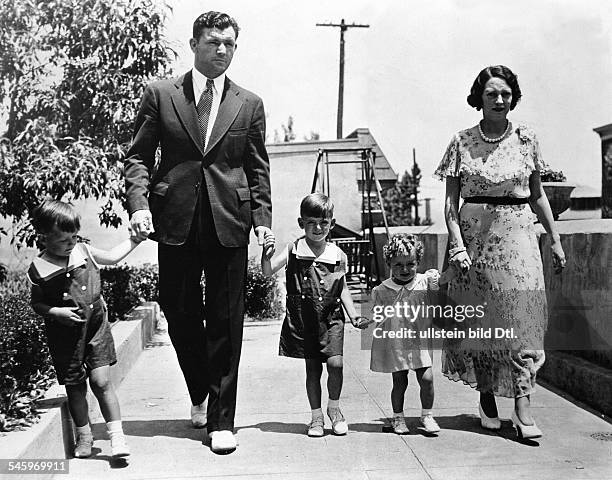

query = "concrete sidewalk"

[60,320,612,480]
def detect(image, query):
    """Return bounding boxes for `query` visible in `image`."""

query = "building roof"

[266,128,398,183]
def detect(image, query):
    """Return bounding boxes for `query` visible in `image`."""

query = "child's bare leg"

[305,359,323,409]
[66,382,94,457]
[391,371,408,413]
[415,367,434,410]
[326,355,343,401]
[65,382,89,427]
[89,365,130,456]
[89,366,121,422]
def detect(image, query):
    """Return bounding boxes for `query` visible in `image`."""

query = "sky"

[164,0,612,197]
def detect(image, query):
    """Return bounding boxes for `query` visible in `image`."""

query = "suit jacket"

[124,70,272,247]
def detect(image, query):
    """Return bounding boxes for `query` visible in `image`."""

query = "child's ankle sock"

[76,424,92,437]
[311,408,323,420]
[421,409,433,418]
[327,399,340,410]
[106,420,124,439]
[393,410,405,419]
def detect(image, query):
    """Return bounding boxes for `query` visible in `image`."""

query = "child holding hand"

[262,193,369,437]
[370,233,452,435]
[27,200,146,459]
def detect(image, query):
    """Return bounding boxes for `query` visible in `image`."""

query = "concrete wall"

[540,220,612,365]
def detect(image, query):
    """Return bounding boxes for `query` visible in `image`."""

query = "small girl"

[261,193,369,437]
[370,233,451,435]
[27,200,143,459]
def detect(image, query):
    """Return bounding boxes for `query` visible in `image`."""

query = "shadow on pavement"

[93,419,204,442]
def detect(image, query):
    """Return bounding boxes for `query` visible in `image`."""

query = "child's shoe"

[110,434,131,458]
[74,432,93,458]
[327,407,348,435]
[307,416,325,437]
[391,415,409,435]
[419,414,440,434]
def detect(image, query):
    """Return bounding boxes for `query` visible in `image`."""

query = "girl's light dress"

[370,270,439,373]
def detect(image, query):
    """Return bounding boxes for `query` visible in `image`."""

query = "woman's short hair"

[467,65,522,111]
[31,200,80,234]
[383,233,424,262]
[300,193,334,218]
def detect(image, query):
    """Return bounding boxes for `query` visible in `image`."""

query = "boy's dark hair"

[31,200,80,234]
[383,233,424,262]
[300,193,334,218]
[193,11,240,40]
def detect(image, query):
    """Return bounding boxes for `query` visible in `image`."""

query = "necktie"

[197,78,214,149]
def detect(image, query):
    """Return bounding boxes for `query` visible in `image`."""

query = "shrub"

[100,263,158,323]
[540,168,567,182]
[0,293,55,431]
[244,257,283,320]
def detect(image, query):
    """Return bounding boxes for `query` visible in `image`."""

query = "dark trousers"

[158,187,247,432]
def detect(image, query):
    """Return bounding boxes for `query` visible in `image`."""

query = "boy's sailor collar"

[293,238,342,264]
[30,243,88,282]
[382,275,418,291]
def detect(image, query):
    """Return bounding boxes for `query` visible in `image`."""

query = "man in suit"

[124,11,273,453]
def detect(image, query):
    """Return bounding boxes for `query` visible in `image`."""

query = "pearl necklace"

[478,121,510,143]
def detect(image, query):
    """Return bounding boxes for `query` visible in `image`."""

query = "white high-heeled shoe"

[511,410,542,439]
[478,403,501,430]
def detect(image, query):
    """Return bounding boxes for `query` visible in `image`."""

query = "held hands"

[255,226,275,258]
[130,209,153,243]
[450,250,472,273]
[551,240,566,274]
[350,316,373,330]
[49,307,86,327]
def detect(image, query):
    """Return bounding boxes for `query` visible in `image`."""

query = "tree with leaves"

[0,0,175,249]
[383,169,419,226]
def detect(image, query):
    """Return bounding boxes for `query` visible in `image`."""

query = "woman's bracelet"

[448,246,466,258]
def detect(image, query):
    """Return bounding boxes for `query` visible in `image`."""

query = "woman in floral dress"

[434,65,566,439]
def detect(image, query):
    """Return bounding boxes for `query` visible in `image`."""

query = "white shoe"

[511,410,542,439]
[419,414,440,434]
[391,415,409,435]
[327,407,348,436]
[307,416,325,437]
[191,401,207,428]
[210,430,237,453]
[478,403,501,431]
[74,433,93,458]
[110,434,130,458]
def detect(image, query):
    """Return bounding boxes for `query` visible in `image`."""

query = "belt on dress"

[463,196,530,205]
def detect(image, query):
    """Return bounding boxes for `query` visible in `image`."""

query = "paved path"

[59,319,612,480]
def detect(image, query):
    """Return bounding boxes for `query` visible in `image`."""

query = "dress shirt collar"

[192,67,225,98]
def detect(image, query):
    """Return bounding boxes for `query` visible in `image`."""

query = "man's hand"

[130,209,153,242]
[49,307,87,327]
[255,226,275,258]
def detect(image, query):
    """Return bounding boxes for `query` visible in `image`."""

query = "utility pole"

[316,19,369,139]
[412,148,421,226]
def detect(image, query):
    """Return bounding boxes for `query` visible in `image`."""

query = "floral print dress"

[434,122,548,398]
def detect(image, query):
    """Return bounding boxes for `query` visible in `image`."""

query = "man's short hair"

[193,11,240,40]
